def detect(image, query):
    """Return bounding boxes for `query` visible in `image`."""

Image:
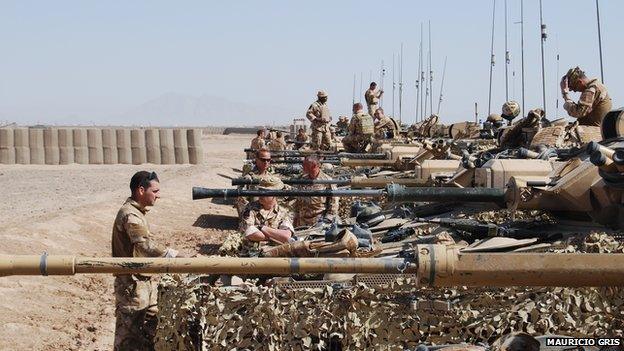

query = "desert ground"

[0,134,247,350]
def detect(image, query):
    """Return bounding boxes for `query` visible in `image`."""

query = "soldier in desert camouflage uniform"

[236,148,281,216]
[268,131,287,152]
[342,103,375,153]
[306,90,333,150]
[499,108,544,148]
[561,66,612,126]
[294,128,309,150]
[248,129,266,159]
[373,108,397,139]
[112,171,180,350]
[240,178,295,246]
[364,82,384,117]
[292,156,340,227]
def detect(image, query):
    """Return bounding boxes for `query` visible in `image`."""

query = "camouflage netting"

[155,234,624,350]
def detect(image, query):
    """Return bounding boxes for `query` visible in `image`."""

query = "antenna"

[504,0,510,101]
[420,22,425,121]
[596,0,605,82]
[352,74,356,105]
[392,53,396,117]
[380,60,386,108]
[437,56,448,115]
[520,0,526,116]
[359,72,363,103]
[416,28,422,123]
[539,0,547,116]
[428,21,433,117]
[399,43,404,124]
[487,0,496,116]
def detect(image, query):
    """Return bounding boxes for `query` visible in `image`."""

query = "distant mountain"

[118,92,296,126]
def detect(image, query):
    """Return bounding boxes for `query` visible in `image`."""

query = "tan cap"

[566,66,585,85]
[487,113,502,122]
[257,176,284,191]
[317,90,328,98]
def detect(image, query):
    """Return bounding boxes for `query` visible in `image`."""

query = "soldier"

[364,82,384,116]
[560,66,612,126]
[481,113,504,139]
[237,148,279,216]
[240,177,294,245]
[499,108,544,148]
[294,128,309,150]
[293,156,340,226]
[112,171,180,350]
[268,131,286,152]
[342,103,375,153]
[373,108,397,139]
[248,129,266,159]
[306,90,332,150]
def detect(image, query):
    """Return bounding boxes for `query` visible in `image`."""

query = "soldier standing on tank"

[364,82,384,117]
[306,90,332,150]
[560,67,612,126]
[292,156,340,226]
[342,103,375,153]
[112,171,181,350]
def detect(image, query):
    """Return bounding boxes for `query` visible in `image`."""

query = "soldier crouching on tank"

[112,171,181,350]
[240,178,295,247]
[292,156,339,227]
[561,66,612,126]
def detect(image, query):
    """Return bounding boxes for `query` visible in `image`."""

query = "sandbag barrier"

[0,128,204,165]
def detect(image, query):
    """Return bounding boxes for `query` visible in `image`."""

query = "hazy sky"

[0,0,622,125]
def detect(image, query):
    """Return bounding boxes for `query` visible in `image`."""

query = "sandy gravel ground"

[0,134,247,350]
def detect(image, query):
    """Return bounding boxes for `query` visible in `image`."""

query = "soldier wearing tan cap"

[560,67,611,126]
[239,177,294,245]
[306,90,333,150]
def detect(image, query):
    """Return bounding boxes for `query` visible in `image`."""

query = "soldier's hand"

[560,76,569,93]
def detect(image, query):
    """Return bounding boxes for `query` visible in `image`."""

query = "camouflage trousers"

[342,134,372,153]
[114,275,159,351]
[311,129,332,151]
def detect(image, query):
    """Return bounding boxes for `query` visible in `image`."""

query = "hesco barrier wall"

[0,127,205,165]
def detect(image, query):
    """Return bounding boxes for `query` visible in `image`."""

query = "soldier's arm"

[563,88,595,118]
[240,207,268,242]
[325,183,340,219]
[125,214,176,258]
[306,104,318,122]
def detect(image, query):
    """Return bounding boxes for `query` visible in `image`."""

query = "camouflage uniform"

[247,136,266,159]
[342,111,374,152]
[563,79,612,126]
[111,198,176,351]
[306,99,332,150]
[294,132,309,150]
[336,117,349,136]
[364,88,381,116]
[293,170,340,226]
[240,201,295,246]
[268,137,286,152]
[374,116,398,139]
[499,109,543,148]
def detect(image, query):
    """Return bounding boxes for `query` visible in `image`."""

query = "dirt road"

[0,134,247,350]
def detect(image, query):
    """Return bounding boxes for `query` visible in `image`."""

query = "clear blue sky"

[0,0,621,125]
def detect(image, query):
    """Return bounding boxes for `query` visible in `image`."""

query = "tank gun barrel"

[230,177,429,188]
[270,158,342,165]
[243,149,389,160]
[3,247,624,286]
[194,184,505,204]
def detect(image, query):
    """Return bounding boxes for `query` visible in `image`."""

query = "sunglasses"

[257,158,272,163]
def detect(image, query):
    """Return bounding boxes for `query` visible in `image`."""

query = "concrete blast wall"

[13,128,30,164]
[73,129,89,164]
[102,128,118,164]
[58,129,74,165]
[0,128,16,164]
[0,127,204,165]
